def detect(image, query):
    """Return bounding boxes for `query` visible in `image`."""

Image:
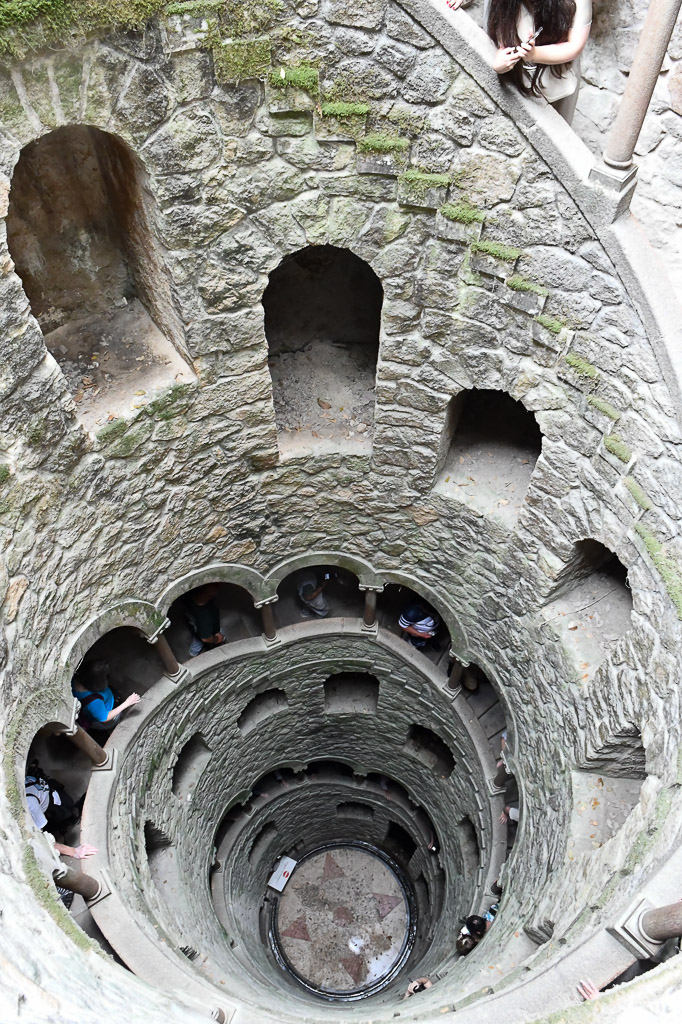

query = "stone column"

[64,725,108,768]
[155,634,182,677]
[641,901,682,942]
[447,657,463,690]
[256,599,279,643]
[362,589,378,629]
[604,0,682,169]
[55,864,101,901]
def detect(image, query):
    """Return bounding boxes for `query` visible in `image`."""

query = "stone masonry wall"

[1,2,682,1021]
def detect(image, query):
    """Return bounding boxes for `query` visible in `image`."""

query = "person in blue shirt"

[72,659,140,733]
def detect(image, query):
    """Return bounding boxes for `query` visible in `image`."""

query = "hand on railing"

[577,979,600,1001]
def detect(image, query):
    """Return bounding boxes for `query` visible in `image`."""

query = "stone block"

[327,0,387,30]
[314,110,368,142]
[398,176,449,210]
[501,285,548,316]
[469,250,516,280]
[356,151,407,176]
[434,212,483,244]
[266,83,317,115]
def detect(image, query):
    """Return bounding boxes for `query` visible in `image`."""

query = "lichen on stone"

[268,64,319,97]
[564,352,598,380]
[356,132,410,154]
[470,240,522,263]
[624,476,652,511]
[505,275,549,296]
[440,202,485,225]
[604,434,632,464]
[0,463,11,484]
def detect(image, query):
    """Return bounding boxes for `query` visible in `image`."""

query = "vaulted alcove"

[7,125,191,429]
[435,389,543,526]
[263,245,382,454]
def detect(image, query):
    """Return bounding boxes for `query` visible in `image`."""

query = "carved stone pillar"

[603,0,682,170]
[362,589,378,628]
[359,585,383,633]
[641,901,682,943]
[256,598,279,644]
[64,725,108,768]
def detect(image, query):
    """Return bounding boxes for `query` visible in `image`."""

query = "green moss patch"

[268,64,319,96]
[0,1,168,56]
[534,313,567,335]
[400,169,450,195]
[164,0,224,13]
[505,275,549,296]
[357,132,410,154]
[213,37,270,82]
[96,418,126,443]
[386,108,425,136]
[587,396,620,421]
[0,463,11,485]
[604,434,632,464]
[440,201,485,225]
[470,240,522,263]
[565,351,598,380]
[625,476,652,511]
[321,101,369,118]
[635,523,682,620]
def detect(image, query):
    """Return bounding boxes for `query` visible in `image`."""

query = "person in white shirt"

[446,1,592,123]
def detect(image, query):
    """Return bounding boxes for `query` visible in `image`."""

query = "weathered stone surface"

[0,5,681,1024]
[327,0,387,30]
[142,108,222,173]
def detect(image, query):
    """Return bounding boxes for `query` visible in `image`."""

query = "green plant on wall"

[268,64,319,97]
[357,132,410,155]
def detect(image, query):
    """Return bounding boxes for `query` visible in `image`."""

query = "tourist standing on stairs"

[184,582,226,656]
[445,0,592,124]
[297,570,331,618]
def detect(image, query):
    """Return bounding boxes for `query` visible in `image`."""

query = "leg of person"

[188,636,204,657]
[551,62,581,125]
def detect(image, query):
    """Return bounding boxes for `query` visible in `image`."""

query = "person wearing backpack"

[72,659,140,734]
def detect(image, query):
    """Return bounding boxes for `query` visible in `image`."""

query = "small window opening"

[543,540,633,671]
[384,821,417,863]
[248,823,278,866]
[336,802,375,821]
[7,125,191,430]
[172,733,212,799]
[237,689,288,735]
[436,389,542,525]
[324,673,379,714]
[263,245,382,453]
[144,821,172,853]
[145,820,178,896]
[456,816,480,880]
[579,724,646,780]
[404,724,455,778]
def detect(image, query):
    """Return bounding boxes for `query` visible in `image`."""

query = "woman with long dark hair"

[446,1,592,123]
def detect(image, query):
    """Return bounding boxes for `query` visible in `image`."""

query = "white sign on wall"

[268,856,297,892]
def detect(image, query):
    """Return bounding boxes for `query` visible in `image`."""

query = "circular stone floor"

[274,845,411,996]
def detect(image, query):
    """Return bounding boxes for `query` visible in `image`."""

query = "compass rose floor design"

[275,846,410,995]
